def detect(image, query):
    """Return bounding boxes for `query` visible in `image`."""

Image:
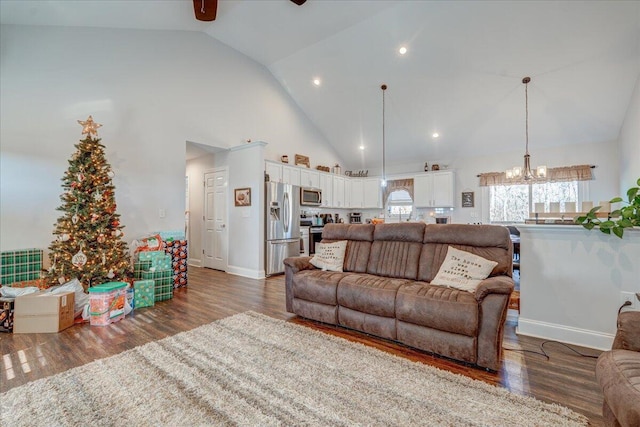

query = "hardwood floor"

[0,267,604,425]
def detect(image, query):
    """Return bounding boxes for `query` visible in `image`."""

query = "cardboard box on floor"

[13,290,75,333]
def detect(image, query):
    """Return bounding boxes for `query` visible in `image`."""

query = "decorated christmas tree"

[46,116,131,291]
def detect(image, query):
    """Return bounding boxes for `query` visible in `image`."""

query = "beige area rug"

[1,311,587,427]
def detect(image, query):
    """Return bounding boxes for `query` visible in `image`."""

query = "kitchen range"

[300,212,356,255]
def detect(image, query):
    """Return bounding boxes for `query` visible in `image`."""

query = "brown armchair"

[595,310,640,426]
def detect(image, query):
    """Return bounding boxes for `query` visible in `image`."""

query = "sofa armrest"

[612,310,640,351]
[474,276,514,302]
[283,256,315,274]
[283,256,316,313]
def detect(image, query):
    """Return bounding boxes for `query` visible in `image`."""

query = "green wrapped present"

[133,261,153,279]
[137,251,166,261]
[133,280,155,308]
[1,248,43,285]
[141,270,173,302]
[151,254,172,271]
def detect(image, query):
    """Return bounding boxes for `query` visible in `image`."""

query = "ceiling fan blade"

[193,0,217,21]
[291,0,307,5]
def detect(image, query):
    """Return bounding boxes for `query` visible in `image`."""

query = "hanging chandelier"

[381,83,387,188]
[506,77,547,181]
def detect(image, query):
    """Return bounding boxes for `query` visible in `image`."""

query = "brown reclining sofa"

[284,222,514,371]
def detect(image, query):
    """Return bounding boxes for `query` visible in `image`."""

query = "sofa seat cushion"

[396,282,479,337]
[292,270,349,305]
[337,274,410,317]
[596,350,640,427]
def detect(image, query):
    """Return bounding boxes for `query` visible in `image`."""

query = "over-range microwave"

[300,187,322,206]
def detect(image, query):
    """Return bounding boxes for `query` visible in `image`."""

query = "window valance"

[383,178,414,204]
[478,164,593,187]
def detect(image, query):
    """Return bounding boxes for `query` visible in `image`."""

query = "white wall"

[518,225,640,350]
[0,25,342,257]
[618,74,640,194]
[227,142,266,278]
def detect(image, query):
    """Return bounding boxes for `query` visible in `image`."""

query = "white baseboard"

[226,265,266,280]
[187,258,202,267]
[517,317,614,351]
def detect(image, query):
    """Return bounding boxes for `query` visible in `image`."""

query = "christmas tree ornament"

[77,115,102,136]
[97,233,106,244]
[102,253,106,265]
[112,229,122,237]
[112,220,119,227]
[107,269,115,279]
[58,276,66,285]
[58,233,70,242]
[72,244,87,268]
[93,190,102,201]
[107,170,115,179]
[77,173,85,182]
[91,213,100,223]
[72,208,79,224]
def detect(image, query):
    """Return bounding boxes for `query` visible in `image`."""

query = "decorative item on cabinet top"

[345,170,369,177]
[316,165,331,172]
[295,154,310,168]
[281,155,289,164]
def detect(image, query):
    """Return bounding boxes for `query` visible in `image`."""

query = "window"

[489,181,580,223]
[386,189,413,221]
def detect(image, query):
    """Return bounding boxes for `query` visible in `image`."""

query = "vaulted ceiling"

[2,1,639,170]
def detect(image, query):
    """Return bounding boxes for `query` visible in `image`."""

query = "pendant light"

[381,84,387,188]
[506,77,547,181]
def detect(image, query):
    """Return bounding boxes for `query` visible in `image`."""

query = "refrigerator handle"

[283,191,290,234]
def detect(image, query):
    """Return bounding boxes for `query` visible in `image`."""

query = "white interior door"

[204,169,228,271]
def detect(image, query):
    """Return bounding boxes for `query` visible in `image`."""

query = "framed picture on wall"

[462,191,474,208]
[235,188,251,207]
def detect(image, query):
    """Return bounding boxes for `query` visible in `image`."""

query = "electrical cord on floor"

[503,340,600,360]
[502,346,549,360]
[503,303,635,360]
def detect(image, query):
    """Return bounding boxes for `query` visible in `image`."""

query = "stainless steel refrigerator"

[265,182,301,276]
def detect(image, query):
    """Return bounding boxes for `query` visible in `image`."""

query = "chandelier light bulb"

[399,46,407,55]
[313,78,321,86]
[432,132,439,138]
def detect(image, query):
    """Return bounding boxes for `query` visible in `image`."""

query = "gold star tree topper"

[77,115,102,136]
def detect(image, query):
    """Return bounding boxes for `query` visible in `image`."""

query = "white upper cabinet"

[282,165,301,186]
[319,172,333,207]
[363,177,382,208]
[350,179,364,208]
[413,171,455,207]
[300,169,320,188]
[332,176,346,208]
[265,161,282,182]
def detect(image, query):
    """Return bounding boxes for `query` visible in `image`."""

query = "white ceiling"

[2,0,639,171]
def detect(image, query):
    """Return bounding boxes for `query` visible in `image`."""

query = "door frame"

[203,167,228,271]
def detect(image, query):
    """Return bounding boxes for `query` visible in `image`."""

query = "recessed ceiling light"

[359,145,365,150]
[399,46,407,55]
[432,132,439,138]
[313,78,321,86]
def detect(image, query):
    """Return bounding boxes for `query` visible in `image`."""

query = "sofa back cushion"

[322,224,374,273]
[418,224,512,283]
[367,223,425,280]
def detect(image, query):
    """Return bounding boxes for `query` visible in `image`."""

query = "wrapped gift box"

[151,254,172,271]
[133,261,153,280]
[1,248,43,285]
[133,280,155,308]
[162,240,188,289]
[137,250,167,261]
[0,297,15,333]
[141,270,173,302]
